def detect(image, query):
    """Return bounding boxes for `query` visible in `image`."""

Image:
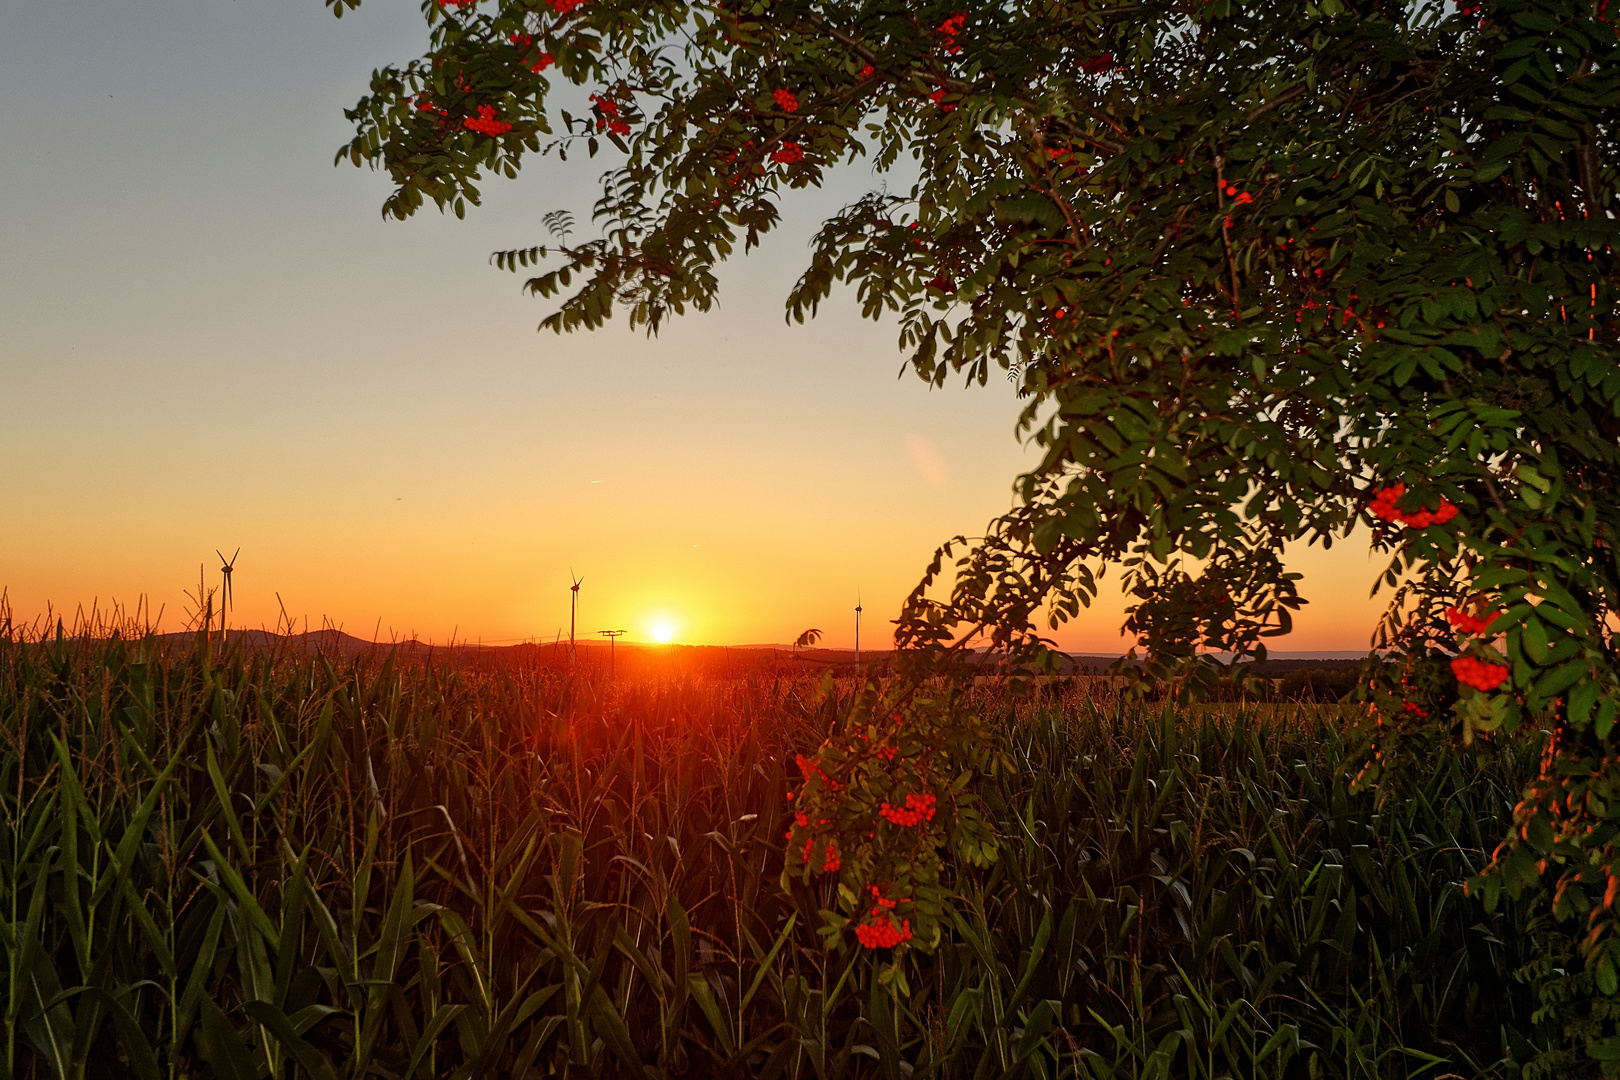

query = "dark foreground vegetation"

[0,632,1590,1079]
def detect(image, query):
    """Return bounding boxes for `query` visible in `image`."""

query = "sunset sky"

[2,0,1390,654]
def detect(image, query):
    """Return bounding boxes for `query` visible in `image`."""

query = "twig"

[1244,84,1307,124]
[1215,155,1241,316]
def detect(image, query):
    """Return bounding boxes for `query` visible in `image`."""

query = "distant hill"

[151,629,420,654]
[115,632,1372,680]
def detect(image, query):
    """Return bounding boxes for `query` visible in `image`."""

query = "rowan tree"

[334,0,1620,1049]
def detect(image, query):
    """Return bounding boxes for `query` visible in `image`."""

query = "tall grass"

[0,628,1570,1078]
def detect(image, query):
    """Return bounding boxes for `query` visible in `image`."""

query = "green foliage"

[782,678,1005,971]
[335,0,1616,668]
[0,633,1584,1077]
[333,0,1619,1058]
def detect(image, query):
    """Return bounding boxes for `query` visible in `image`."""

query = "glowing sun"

[651,622,675,644]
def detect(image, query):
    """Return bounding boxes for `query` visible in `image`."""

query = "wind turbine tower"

[217,549,239,646]
[569,572,583,662]
[854,594,862,670]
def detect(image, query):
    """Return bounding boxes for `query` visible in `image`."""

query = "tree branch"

[1244,83,1307,124]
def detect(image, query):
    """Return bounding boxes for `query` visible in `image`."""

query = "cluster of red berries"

[1402,700,1430,718]
[464,105,513,136]
[549,0,586,12]
[1081,52,1113,74]
[1223,185,1253,205]
[858,62,875,79]
[855,729,899,760]
[799,835,840,872]
[770,141,804,163]
[854,885,912,947]
[929,84,957,112]
[1047,147,1089,178]
[509,34,555,72]
[1445,606,1499,636]
[788,811,832,835]
[773,88,798,112]
[938,12,966,53]
[1369,483,1460,528]
[1452,656,1510,691]
[855,913,912,949]
[795,752,841,791]
[879,791,937,827]
[589,94,630,136]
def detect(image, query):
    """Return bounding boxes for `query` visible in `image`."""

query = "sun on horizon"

[650,621,675,644]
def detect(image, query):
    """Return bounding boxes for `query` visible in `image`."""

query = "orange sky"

[0,0,1391,655]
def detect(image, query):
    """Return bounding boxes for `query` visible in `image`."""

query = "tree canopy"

[336,0,1620,1040]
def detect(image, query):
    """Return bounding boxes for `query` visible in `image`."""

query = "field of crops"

[0,631,1586,1079]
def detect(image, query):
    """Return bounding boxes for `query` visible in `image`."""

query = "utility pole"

[598,629,626,676]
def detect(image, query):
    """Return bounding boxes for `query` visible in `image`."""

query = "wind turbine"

[217,549,239,646]
[854,592,862,671]
[569,571,582,662]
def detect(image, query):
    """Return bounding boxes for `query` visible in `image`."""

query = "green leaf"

[243,1000,340,1080]
[1531,659,1589,705]
[83,988,161,1080]
[1599,956,1619,998]
[1568,678,1601,727]
[403,1004,468,1080]
[199,832,280,950]
[1526,811,1555,855]
[687,975,735,1057]
[197,999,259,1080]
[1006,907,1053,1014]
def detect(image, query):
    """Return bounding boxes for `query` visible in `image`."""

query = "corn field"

[0,630,1583,1078]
